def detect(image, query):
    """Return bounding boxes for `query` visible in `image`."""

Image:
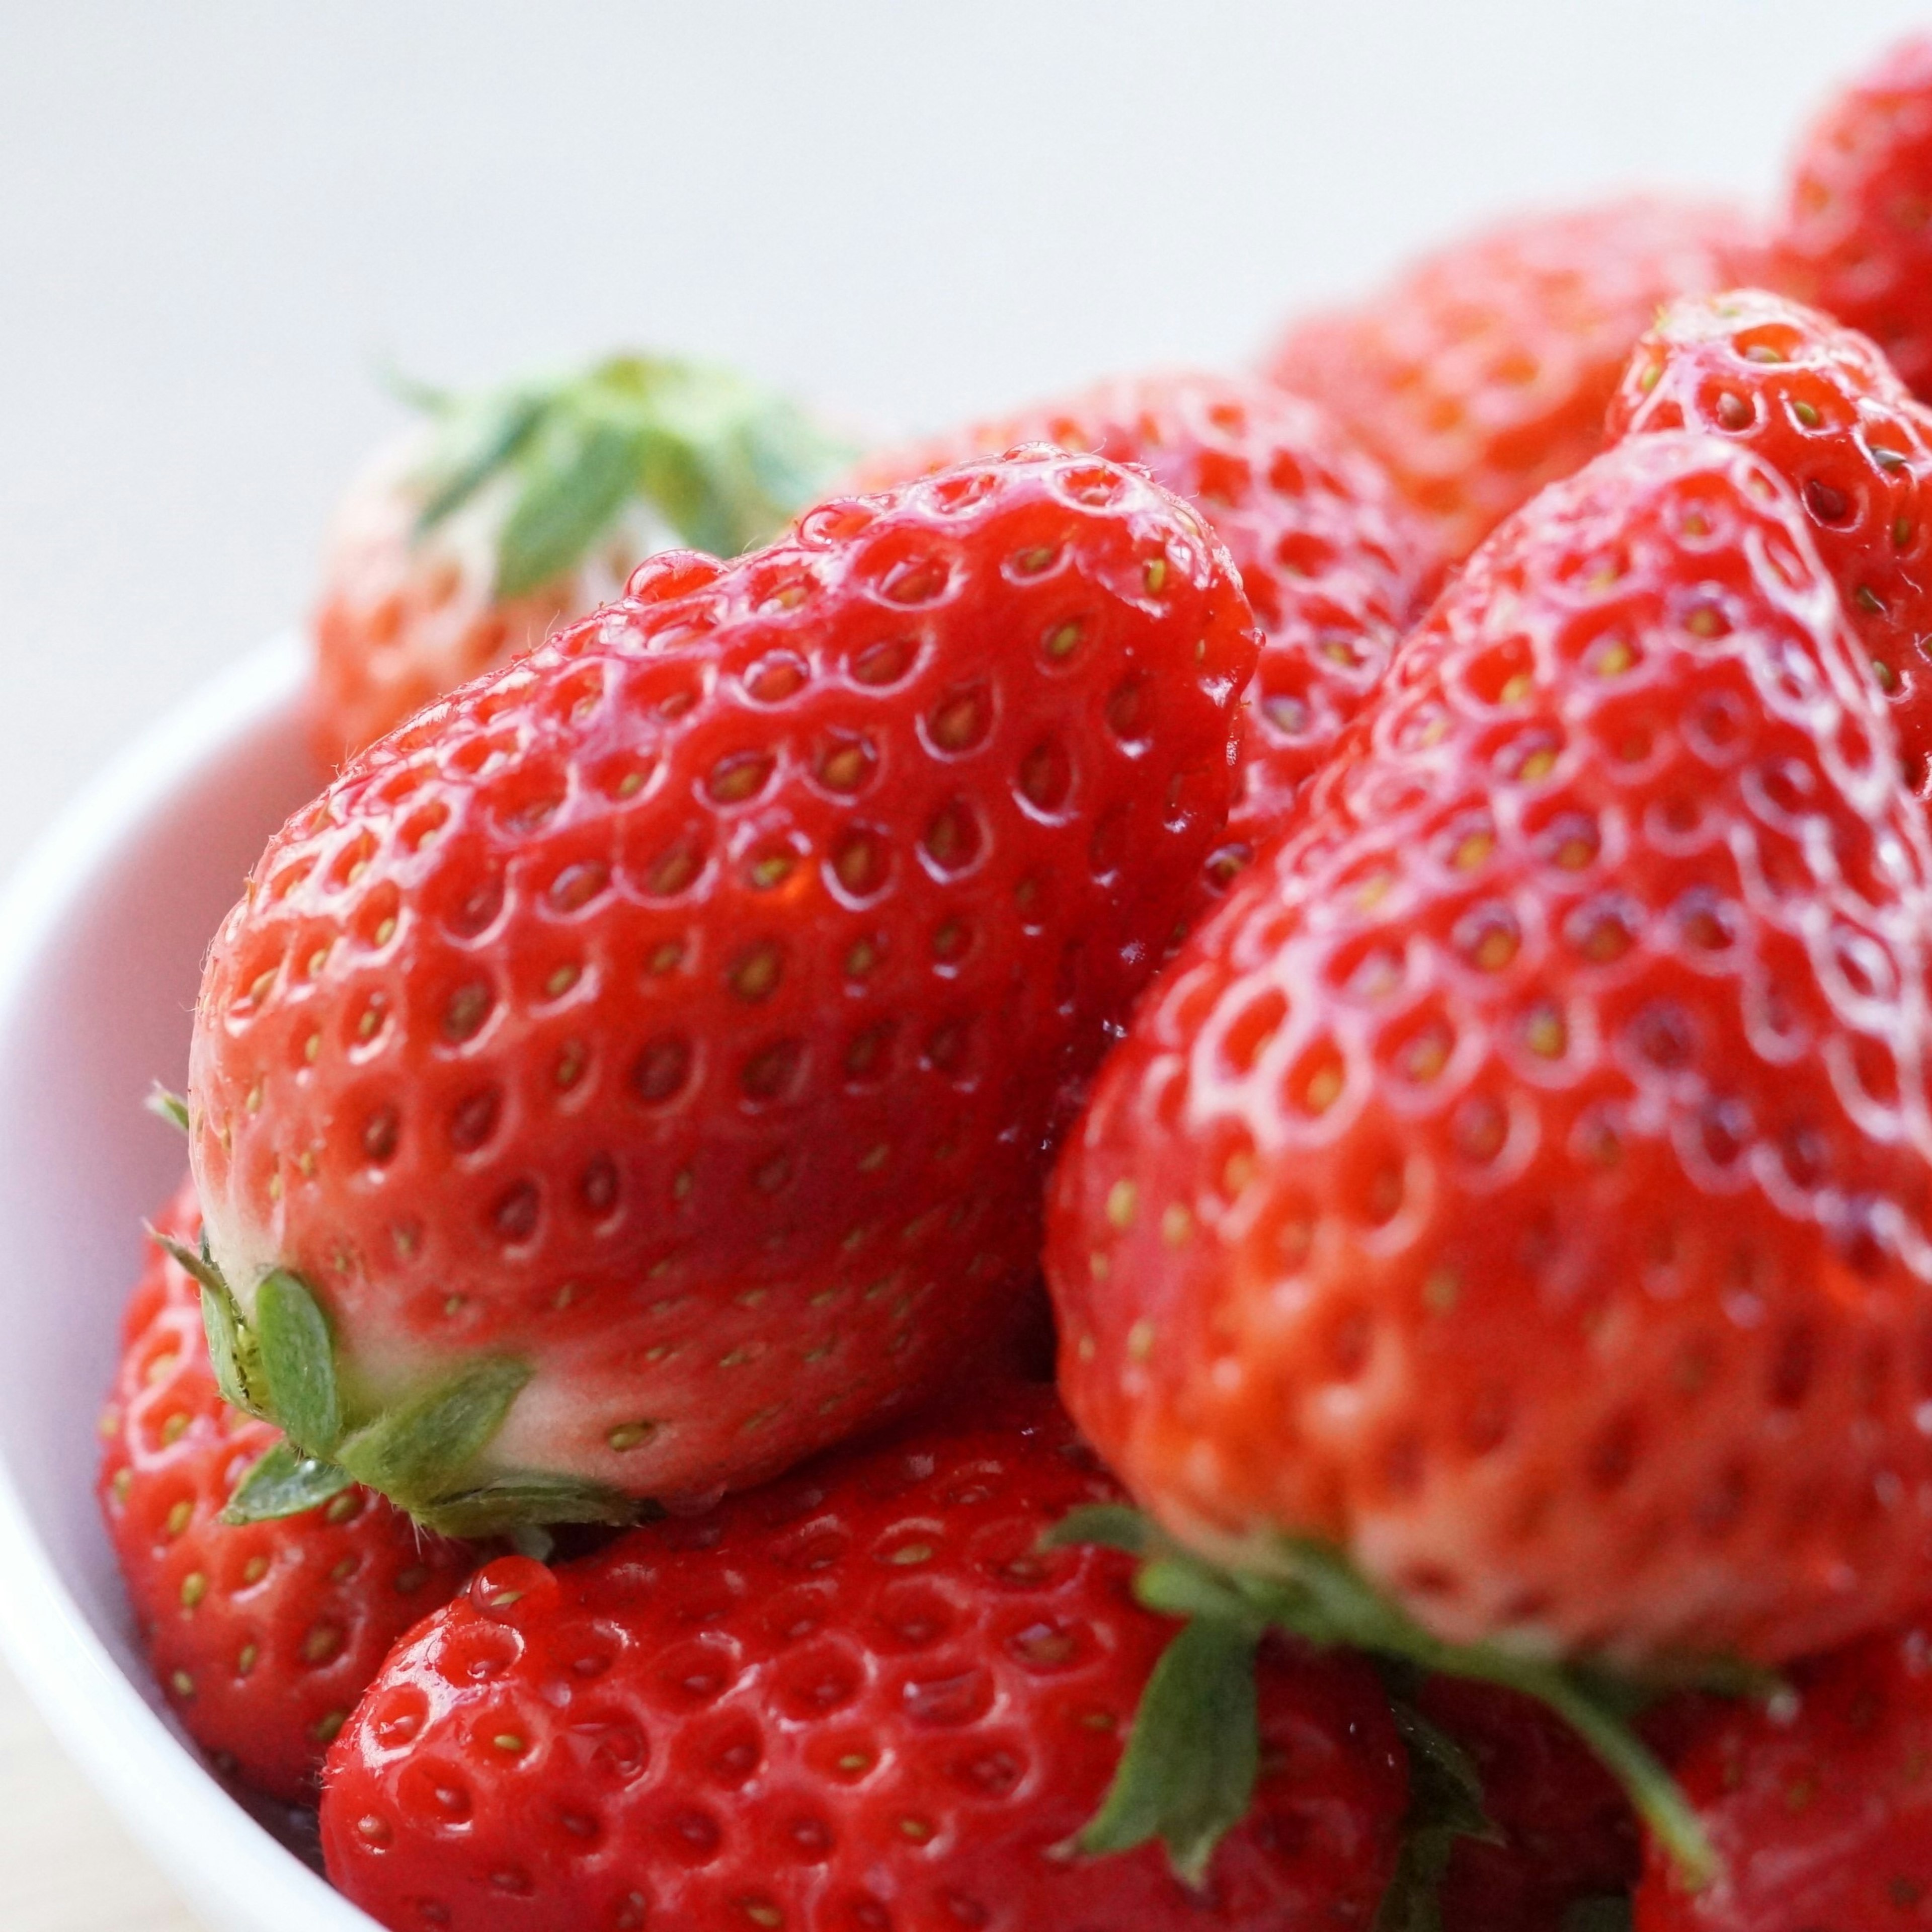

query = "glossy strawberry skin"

[1050,432,1932,1668]
[320,1386,1408,1932]
[1610,287,1932,803]
[191,451,1260,1512]
[1779,35,1932,405]
[1636,1627,1932,1930]
[1266,198,1770,564]
[856,373,1431,910]
[97,1175,474,1801]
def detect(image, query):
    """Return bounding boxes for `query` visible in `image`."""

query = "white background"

[1,4,1928,1923]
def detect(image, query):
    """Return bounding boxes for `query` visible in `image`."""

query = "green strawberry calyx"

[401,353,859,598]
[1372,1696,1504,1932]
[144,1084,192,1133]
[154,1236,638,1540]
[1047,1504,1758,1900]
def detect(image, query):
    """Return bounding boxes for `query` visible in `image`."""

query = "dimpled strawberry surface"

[1610,285,1932,802]
[855,371,1430,912]
[1266,197,1772,564]
[187,449,1260,1526]
[1049,432,1932,1668]
[1636,1626,1932,1929]
[319,1385,1409,1932]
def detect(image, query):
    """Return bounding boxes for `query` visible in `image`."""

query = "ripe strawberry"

[856,372,1431,909]
[312,355,852,764]
[319,1384,1409,1931]
[1636,1627,1932,1930]
[1609,286,1932,800]
[1778,35,1932,405]
[187,449,1261,1535]
[97,1173,474,1801]
[1265,198,1771,564]
[1049,430,1932,1674]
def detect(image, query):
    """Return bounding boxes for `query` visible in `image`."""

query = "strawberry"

[97,1172,474,1801]
[1778,35,1932,406]
[186,449,1261,1536]
[1264,198,1771,564]
[1608,286,1932,800]
[1635,1627,1932,1930]
[318,1384,1409,1931]
[312,355,853,764]
[1046,431,1932,1763]
[855,372,1431,910]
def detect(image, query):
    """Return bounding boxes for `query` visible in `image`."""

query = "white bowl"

[0,636,376,1932]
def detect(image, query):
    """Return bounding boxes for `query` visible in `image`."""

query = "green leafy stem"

[1048,1505,1756,1902]
[1372,1695,1503,1932]
[404,353,859,599]
[153,1234,636,1540]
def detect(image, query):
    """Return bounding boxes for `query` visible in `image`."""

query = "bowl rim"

[0,633,371,1929]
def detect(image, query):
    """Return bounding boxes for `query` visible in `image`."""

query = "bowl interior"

[0,639,374,1931]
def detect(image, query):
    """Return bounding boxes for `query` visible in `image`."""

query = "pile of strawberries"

[97,36,1932,1931]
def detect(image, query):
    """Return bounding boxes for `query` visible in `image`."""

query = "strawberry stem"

[402,354,857,597]
[1049,1507,1719,1892]
[1372,1696,1500,1932]
[1437,1646,1711,1888]
[1242,1536,1715,1885]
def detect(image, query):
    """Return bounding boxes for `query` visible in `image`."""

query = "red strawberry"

[187,449,1261,1535]
[1778,35,1932,405]
[856,372,1431,910]
[1049,430,1932,1674]
[97,1173,474,1801]
[1636,1627,1932,1930]
[1265,198,1771,564]
[319,1384,1409,1931]
[1609,285,1932,801]
[313,356,852,764]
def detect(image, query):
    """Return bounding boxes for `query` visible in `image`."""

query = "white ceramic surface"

[0,636,375,1932]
